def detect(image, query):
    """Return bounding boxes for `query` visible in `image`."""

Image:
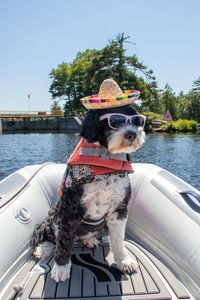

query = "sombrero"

[80,78,140,110]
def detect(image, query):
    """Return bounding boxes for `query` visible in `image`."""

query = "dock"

[0,110,81,133]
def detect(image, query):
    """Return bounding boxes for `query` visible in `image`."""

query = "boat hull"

[0,163,199,299]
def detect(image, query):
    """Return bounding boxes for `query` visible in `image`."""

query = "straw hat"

[80,78,140,110]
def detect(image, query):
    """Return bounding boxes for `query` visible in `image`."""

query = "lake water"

[0,132,200,190]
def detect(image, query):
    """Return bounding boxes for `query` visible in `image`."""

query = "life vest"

[57,138,133,197]
[67,138,133,175]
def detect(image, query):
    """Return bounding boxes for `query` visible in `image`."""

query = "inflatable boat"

[0,162,200,300]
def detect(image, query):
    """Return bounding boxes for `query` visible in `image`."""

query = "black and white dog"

[32,104,145,282]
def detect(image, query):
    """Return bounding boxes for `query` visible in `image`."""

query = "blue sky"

[0,0,199,112]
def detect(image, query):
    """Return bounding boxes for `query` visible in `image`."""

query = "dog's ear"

[80,110,101,143]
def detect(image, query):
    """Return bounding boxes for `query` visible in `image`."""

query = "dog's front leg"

[51,220,75,282]
[51,185,85,282]
[106,213,138,273]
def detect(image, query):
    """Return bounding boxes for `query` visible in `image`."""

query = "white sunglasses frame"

[100,113,146,130]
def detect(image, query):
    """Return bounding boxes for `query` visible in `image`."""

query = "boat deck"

[2,235,192,300]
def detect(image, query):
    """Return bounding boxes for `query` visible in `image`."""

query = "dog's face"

[81,104,145,154]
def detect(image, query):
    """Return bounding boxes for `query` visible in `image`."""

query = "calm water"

[0,132,200,190]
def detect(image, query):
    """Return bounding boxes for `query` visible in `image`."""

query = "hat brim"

[80,90,140,110]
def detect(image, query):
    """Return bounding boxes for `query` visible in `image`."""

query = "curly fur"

[32,104,145,282]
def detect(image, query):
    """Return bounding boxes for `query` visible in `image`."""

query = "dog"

[32,81,145,283]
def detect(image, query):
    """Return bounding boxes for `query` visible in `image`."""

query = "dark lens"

[110,115,126,128]
[131,116,144,127]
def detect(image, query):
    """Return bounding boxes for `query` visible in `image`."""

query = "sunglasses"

[100,113,146,130]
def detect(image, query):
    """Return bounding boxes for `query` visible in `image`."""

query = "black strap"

[80,217,106,232]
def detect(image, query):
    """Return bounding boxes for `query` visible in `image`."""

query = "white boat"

[0,162,200,300]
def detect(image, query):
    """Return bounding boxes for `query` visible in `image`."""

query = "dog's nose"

[125,130,137,141]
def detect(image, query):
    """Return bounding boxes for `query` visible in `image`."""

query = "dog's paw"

[33,241,55,260]
[51,261,71,282]
[82,236,99,249]
[115,257,138,274]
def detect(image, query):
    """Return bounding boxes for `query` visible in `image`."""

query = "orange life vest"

[57,138,133,196]
[67,138,133,175]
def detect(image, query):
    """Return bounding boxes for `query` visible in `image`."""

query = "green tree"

[49,33,160,113]
[50,100,61,111]
[49,63,72,106]
[175,91,188,119]
[161,84,177,119]
[185,91,200,122]
[192,76,200,94]
[180,76,200,122]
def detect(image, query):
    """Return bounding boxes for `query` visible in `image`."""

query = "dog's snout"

[125,130,137,141]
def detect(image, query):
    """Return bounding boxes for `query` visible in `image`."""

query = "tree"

[51,100,61,111]
[49,62,74,111]
[180,76,200,122]
[175,91,188,120]
[192,76,200,94]
[49,33,160,114]
[185,92,200,122]
[161,84,177,119]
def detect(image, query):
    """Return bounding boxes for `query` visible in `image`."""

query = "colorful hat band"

[80,90,140,104]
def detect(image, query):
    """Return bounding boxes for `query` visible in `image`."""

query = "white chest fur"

[81,175,130,219]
